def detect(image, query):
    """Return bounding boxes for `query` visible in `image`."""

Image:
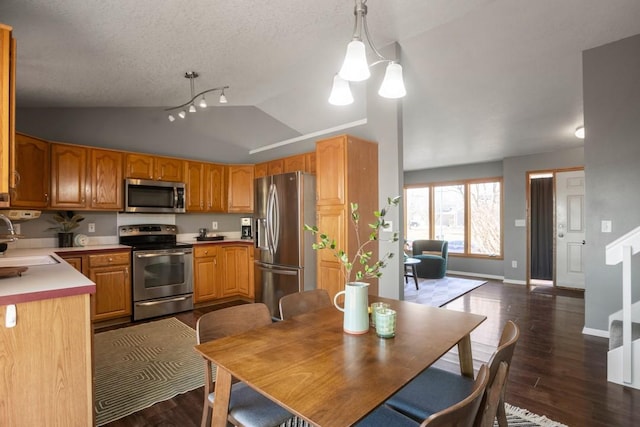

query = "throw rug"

[404,275,487,307]
[94,317,206,426]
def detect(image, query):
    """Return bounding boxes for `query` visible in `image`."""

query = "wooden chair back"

[196,303,272,344]
[279,289,332,320]
[421,364,489,427]
[477,362,509,427]
[195,303,273,427]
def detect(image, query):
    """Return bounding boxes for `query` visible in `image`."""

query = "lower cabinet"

[194,244,219,303]
[193,242,254,303]
[57,249,132,322]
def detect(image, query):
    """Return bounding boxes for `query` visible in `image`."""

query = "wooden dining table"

[194,296,486,427]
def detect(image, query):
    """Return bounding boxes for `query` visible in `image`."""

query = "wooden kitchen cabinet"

[186,161,227,212]
[51,143,124,211]
[204,162,226,212]
[227,165,254,213]
[254,162,268,178]
[57,249,132,322]
[315,134,378,299]
[193,244,219,302]
[10,133,50,208]
[220,244,252,298]
[283,154,305,173]
[125,153,184,182]
[88,251,131,321]
[50,143,88,209]
[0,294,93,426]
[89,148,123,210]
[185,161,205,211]
[0,24,15,207]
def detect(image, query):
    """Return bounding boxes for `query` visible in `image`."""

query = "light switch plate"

[601,220,612,233]
[5,304,16,328]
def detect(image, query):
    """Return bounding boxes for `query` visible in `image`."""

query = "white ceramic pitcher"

[334,282,370,334]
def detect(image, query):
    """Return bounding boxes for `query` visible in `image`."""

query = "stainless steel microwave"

[124,178,186,213]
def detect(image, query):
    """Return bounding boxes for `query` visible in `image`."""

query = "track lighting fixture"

[165,71,229,122]
[329,0,406,106]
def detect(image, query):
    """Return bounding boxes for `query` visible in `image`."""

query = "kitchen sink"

[0,255,60,267]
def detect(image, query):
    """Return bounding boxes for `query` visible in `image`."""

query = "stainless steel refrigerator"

[254,171,316,318]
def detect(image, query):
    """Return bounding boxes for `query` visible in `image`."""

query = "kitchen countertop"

[0,245,129,306]
[183,238,254,245]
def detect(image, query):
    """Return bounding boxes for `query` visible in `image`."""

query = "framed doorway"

[526,167,585,289]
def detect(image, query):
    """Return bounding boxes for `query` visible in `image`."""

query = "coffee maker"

[241,217,252,239]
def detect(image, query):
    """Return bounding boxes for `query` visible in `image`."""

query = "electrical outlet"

[512,260,517,268]
[88,223,96,233]
[211,221,218,230]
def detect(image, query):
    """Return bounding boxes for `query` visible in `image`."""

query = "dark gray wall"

[583,33,640,332]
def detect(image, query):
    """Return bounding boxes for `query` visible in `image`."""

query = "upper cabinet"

[11,133,50,208]
[125,153,183,182]
[89,148,123,210]
[227,165,254,213]
[0,24,15,208]
[255,152,316,178]
[185,161,227,213]
[50,143,88,209]
[50,143,123,210]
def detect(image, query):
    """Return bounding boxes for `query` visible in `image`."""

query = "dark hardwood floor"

[99,280,640,427]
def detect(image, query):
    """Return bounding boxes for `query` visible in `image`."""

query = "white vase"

[333,282,370,334]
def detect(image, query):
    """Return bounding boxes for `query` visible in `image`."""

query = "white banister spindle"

[623,245,632,384]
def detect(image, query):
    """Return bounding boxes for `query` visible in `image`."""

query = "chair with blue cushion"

[411,240,448,279]
[196,303,293,427]
[386,320,519,427]
[355,364,489,427]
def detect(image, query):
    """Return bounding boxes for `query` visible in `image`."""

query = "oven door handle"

[135,296,191,306]
[135,251,190,258]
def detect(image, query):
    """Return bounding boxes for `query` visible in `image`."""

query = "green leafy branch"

[305,196,401,284]
[46,211,85,233]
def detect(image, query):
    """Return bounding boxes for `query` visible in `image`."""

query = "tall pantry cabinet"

[0,24,15,207]
[314,134,379,300]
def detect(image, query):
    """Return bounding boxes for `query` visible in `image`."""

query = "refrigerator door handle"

[255,218,268,250]
[266,183,279,255]
[256,264,298,276]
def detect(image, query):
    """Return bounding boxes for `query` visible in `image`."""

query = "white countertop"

[0,246,129,306]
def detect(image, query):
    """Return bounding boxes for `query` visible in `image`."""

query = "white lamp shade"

[199,97,207,108]
[168,114,175,122]
[328,75,354,106]
[378,62,407,99]
[188,104,197,113]
[178,110,186,119]
[339,40,370,82]
[219,93,228,104]
[575,126,585,139]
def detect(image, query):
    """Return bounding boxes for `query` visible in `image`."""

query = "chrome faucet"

[0,214,18,244]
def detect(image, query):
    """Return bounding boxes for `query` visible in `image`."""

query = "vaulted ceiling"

[3,0,640,170]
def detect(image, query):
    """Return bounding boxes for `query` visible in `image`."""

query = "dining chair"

[278,289,332,320]
[355,364,489,427]
[386,320,520,427]
[196,303,293,427]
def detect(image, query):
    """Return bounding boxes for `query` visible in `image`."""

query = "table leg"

[211,366,232,427]
[412,265,419,289]
[457,334,475,378]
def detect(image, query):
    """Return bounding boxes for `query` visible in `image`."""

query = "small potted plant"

[47,211,85,247]
[304,196,401,284]
[304,196,400,334]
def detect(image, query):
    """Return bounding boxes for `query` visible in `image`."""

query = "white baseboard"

[446,270,504,281]
[503,279,527,285]
[583,326,609,338]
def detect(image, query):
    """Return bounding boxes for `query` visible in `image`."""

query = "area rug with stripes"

[94,317,205,426]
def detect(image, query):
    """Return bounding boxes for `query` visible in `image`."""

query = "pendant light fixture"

[165,72,229,122]
[329,0,406,105]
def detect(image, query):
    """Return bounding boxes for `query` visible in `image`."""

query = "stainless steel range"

[119,224,193,321]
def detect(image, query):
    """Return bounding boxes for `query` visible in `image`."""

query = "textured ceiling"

[2,0,640,170]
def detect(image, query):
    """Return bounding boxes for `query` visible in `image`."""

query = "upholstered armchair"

[411,240,448,279]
